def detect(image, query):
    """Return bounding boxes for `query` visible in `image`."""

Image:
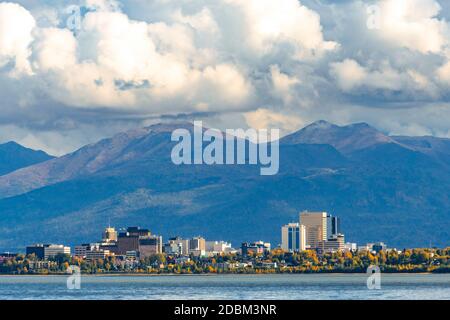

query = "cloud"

[32,27,77,71]
[375,0,449,54]
[269,65,300,104]
[0,2,36,75]
[223,0,338,59]
[330,58,436,94]
[1,0,450,155]
[244,108,303,134]
[436,61,450,84]
[330,59,367,92]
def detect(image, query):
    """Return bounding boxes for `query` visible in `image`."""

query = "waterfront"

[1,274,450,300]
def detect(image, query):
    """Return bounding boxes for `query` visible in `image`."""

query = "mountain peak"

[0,141,54,176]
[146,121,194,133]
[0,141,32,151]
[281,120,394,154]
[304,120,336,130]
[1,141,20,147]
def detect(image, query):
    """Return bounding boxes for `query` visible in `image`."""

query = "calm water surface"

[1,274,450,300]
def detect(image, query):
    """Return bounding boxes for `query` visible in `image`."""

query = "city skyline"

[19,210,392,261]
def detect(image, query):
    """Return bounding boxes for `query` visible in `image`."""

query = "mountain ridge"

[0,141,54,176]
[0,121,449,250]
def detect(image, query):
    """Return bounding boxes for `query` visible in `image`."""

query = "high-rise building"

[117,232,140,254]
[281,223,306,252]
[116,227,162,258]
[299,211,328,249]
[328,216,341,238]
[139,236,163,258]
[126,226,151,238]
[189,237,206,253]
[102,227,118,243]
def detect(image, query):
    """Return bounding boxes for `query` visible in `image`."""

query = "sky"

[0,0,450,155]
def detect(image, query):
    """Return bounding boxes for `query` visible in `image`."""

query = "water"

[1,274,450,300]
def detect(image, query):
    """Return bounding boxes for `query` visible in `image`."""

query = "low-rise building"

[359,242,388,253]
[28,260,58,270]
[74,244,92,258]
[190,249,207,257]
[26,244,71,260]
[0,253,17,264]
[126,251,138,261]
[241,241,271,256]
[86,249,111,261]
[164,237,190,256]
[344,242,357,252]
[317,234,345,253]
[205,241,232,254]
[372,242,388,253]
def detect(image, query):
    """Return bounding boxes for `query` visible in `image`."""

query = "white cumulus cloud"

[0,2,36,75]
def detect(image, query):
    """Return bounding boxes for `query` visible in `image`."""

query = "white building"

[74,244,92,258]
[281,223,306,252]
[205,241,232,254]
[344,242,357,252]
[165,237,190,256]
[190,249,207,257]
[44,245,71,260]
[76,243,113,260]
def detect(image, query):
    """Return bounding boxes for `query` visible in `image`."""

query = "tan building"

[299,211,329,249]
[102,227,118,243]
[189,237,206,253]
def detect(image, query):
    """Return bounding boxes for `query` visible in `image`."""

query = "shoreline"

[0,272,442,277]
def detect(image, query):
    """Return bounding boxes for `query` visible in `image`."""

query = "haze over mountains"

[0,121,449,251]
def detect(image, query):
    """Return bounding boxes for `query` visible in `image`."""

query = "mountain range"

[0,121,449,251]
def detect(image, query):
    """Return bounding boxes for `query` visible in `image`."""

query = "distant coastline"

[2,247,450,276]
[0,272,441,277]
